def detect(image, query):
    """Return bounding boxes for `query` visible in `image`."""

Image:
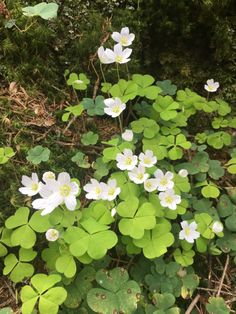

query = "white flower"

[128,165,149,184]
[179,221,200,243]
[19,173,42,196]
[105,43,132,64]
[97,46,114,64]
[42,171,55,183]
[111,27,135,47]
[144,178,159,192]
[204,79,220,92]
[84,178,106,200]
[111,207,117,217]
[116,149,138,170]
[103,179,121,201]
[178,169,188,178]
[122,129,133,141]
[154,169,174,191]
[32,172,79,215]
[104,97,126,118]
[45,229,59,242]
[212,221,223,234]
[159,189,181,210]
[139,150,157,168]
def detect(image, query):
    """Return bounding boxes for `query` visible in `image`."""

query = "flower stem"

[207,91,209,101]
[100,63,107,83]
[118,115,123,134]
[116,63,120,81]
[125,63,130,80]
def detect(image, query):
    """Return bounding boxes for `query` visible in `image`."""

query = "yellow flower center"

[125,157,133,165]
[45,173,55,180]
[31,183,39,191]
[60,184,71,197]
[144,157,151,165]
[108,188,115,196]
[95,187,102,195]
[160,177,168,186]
[146,182,152,188]
[115,55,123,63]
[165,196,173,204]
[137,173,144,180]
[208,85,214,91]
[120,36,128,45]
[51,230,58,238]
[112,105,121,114]
[184,227,191,236]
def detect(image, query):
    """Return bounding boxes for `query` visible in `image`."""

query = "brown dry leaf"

[9,82,18,94]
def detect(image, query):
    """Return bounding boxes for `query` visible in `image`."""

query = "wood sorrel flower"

[178,169,188,177]
[111,27,135,47]
[104,97,126,118]
[212,221,223,234]
[204,79,219,92]
[122,129,133,141]
[144,178,159,192]
[97,46,114,64]
[19,173,42,196]
[128,165,149,184]
[32,172,79,215]
[102,179,121,201]
[154,169,174,191]
[179,221,200,243]
[139,150,157,168]
[83,178,106,200]
[105,43,132,64]
[159,189,181,210]
[116,149,138,170]
[45,229,59,242]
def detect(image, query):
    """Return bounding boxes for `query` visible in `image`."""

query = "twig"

[216,256,231,285]
[197,287,235,296]
[185,294,201,314]
[216,255,230,297]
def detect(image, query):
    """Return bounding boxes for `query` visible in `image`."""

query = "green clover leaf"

[206,297,230,314]
[22,2,59,20]
[64,266,96,308]
[87,268,141,314]
[153,95,180,121]
[0,147,15,164]
[62,104,84,122]
[71,151,90,168]
[81,131,99,146]
[26,145,50,165]
[67,73,90,90]
[225,158,236,174]
[156,79,177,96]
[21,273,67,314]
[174,248,195,267]
[216,99,231,116]
[5,207,51,248]
[133,218,174,259]
[147,292,180,314]
[81,96,105,116]
[117,197,156,239]
[55,252,77,278]
[131,117,160,139]
[108,79,138,103]
[132,74,161,99]
[3,248,36,283]
[64,218,118,260]
[207,131,231,149]
[194,213,214,239]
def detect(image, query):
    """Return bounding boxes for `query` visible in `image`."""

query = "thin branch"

[186,294,201,314]
[216,255,230,297]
